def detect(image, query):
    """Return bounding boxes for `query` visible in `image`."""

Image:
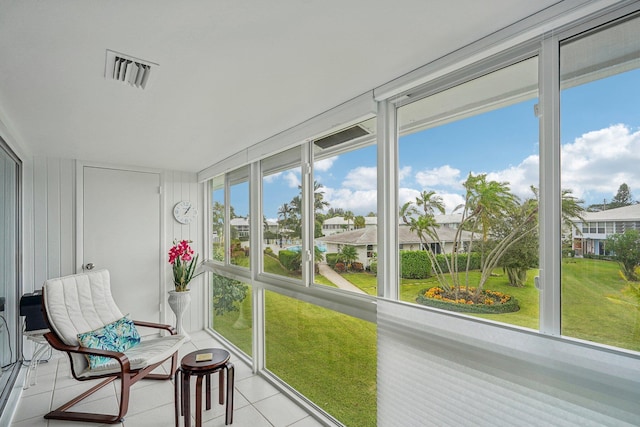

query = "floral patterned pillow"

[77,316,141,369]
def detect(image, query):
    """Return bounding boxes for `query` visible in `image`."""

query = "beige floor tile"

[253,393,309,427]
[235,375,279,404]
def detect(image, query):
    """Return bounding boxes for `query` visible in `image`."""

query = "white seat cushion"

[76,334,186,378]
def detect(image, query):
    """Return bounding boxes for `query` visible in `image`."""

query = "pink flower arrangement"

[168,240,201,291]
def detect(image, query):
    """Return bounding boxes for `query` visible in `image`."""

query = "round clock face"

[173,201,197,224]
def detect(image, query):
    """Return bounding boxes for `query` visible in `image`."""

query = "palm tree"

[400,194,452,291]
[416,190,445,217]
[339,245,358,270]
[313,180,330,213]
[354,215,366,229]
[343,210,354,231]
[277,203,293,245]
[294,180,330,213]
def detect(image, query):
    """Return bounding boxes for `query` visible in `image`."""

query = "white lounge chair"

[42,269,187,423]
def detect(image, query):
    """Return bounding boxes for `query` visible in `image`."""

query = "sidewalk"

[317,263,366,294]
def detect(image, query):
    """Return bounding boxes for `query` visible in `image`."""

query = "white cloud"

[283,171,300,188]
[343,166,377,191]
[263,171,282,183]
[560,124,640,201]
[477,124,640,204]
[315,156,338,172]
[399,187,464,214]
[399,166,412,184]
[486,154,539,201]
[415,165,461,189]
[323,187,377,214]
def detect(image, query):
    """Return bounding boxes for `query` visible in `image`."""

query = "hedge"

[279,249,300,271]
[397,250,484,279]
[326,253,339,268]
[400,251,431,279]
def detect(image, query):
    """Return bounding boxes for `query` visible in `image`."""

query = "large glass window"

[313,118,378,295]
[210,273,252,356]
[229,166,250,268]
[265,290,376,427]
[261,147,302,280]
[210,175,225,262]
[397,56,540,330]
[560,14,640,352]
[0,139,20,412]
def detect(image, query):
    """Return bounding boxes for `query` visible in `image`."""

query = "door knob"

[85,263,95,270]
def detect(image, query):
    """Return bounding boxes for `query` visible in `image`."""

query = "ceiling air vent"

[105,50,157,89]
[314,125,370,150]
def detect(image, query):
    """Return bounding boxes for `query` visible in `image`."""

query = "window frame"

[203,6,640,416]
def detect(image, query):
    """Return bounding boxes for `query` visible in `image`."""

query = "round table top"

[180,348,231,373]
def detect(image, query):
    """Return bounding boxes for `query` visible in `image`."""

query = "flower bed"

[416,286,519,314]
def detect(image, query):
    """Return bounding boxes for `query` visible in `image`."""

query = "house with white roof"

[318,224,472,266]
[572,204,640,256]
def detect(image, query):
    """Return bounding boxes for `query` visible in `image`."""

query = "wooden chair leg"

[218,369,224,405]
[225,363,234,425]
[195,375,204,427]
[205,373,211,410]
[44,377,125,424]
[182,370,191,427]
[174,369,181,426]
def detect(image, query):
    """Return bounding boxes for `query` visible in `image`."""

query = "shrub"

[326,253,339,268]
[433,252,482,273]
[334,262,346,273]
[352,262,364,272]
[369,261,377,275]
[279,250,300,271]
[231,250,245,259]
[400,251,431,279]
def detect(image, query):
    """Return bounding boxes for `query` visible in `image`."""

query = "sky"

[229,67,640,221]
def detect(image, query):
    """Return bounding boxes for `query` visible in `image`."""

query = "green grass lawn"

[264,291,377,427]
[561,258,640,350]
[213,255,640,427]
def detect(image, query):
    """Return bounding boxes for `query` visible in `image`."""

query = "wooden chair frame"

[42,288,180,424]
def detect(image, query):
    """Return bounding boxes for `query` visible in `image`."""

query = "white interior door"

[81,166,161,323]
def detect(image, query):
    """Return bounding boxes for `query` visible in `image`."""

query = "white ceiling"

[0,0,561,172]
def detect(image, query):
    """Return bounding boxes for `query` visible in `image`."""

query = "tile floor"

[10,330,326,427]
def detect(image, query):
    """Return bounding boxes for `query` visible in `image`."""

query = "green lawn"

[339,258,639,351]
[213,257,377,427]
[265,291,376,427]
[213,255,640,427]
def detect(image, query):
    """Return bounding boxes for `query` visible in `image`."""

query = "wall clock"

[173,201,197,224]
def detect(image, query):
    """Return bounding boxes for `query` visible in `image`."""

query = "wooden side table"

[174,348,235,426]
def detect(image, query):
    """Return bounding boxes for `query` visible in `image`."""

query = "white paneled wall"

[163,170,205,333]
[27,158,205,333]
[31,157,75,287]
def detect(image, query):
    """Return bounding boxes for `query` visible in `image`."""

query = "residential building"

[572,204,640,256]
[318,224,471,265]
[321,216,377,236]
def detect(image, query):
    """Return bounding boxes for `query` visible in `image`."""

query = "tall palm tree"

[416,190,445,216]
[400,193,452,291]
[295,180,330,214]
[343,210,354,231]
[277,203,293,244]
[313,180,330,213]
